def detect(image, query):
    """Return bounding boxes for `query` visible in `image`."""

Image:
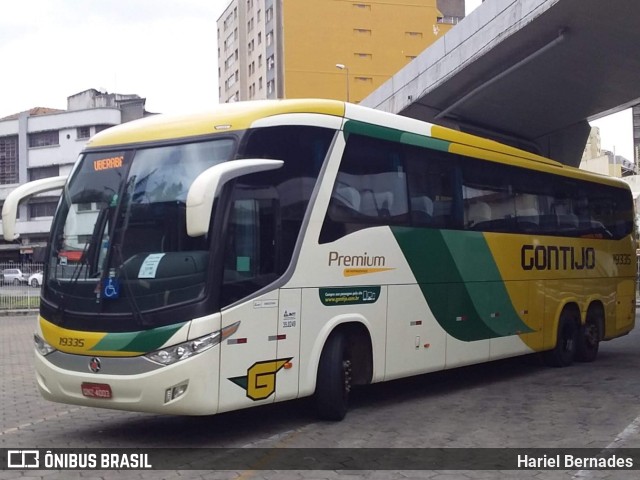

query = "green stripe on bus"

[399,132,450,152]
[92,322,186,353]
[343,120,451,151]
[344,120,403,142]
[391,227,533,341]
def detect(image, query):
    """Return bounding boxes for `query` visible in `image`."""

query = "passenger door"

[217,194,282,412]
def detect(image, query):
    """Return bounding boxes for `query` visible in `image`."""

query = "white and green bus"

[3,99,635,420]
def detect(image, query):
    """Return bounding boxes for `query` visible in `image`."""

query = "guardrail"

[0,262,43,311]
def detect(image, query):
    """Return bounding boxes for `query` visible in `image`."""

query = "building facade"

[580,126,636,178]
[217,0,464,104]
[0,89,149,261]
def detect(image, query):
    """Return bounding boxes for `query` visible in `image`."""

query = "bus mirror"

[186,159,284,237]
[2,175,68,241]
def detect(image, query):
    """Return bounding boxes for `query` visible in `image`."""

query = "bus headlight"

[34,333,56,356]
[145,321,240,366]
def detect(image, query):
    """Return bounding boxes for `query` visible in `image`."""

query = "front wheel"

[315,332,351,421]
[544,312,578,367]
[31,279,39,288]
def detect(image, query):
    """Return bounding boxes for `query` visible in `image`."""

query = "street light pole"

[335,63,349,102]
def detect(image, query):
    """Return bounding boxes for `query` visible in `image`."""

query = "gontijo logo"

[521,245,595,270]
[229,358,293,400]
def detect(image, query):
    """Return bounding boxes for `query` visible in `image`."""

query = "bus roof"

[85,99,346,149]
[85,98,629,191]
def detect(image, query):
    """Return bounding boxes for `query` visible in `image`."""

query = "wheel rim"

[342,359,352,399]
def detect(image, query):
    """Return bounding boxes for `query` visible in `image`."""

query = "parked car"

[28,271,43,288]
[0,268,28,285]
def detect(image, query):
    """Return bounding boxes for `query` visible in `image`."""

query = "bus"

[3,99,635,420]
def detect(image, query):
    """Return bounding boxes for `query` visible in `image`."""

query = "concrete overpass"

[361,0,640,167]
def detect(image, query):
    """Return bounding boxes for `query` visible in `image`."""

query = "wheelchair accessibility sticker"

[102,277,121,299]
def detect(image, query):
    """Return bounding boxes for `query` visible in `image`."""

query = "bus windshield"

[46,139,235,318]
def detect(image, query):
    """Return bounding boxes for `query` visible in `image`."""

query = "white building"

[0,89,150,261]
[580,126,636,178]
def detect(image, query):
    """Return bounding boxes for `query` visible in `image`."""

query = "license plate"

[81,382,112,399]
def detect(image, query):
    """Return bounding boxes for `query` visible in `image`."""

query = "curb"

[0,309,37,317]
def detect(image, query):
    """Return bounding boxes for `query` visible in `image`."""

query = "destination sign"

[93,155,123,171]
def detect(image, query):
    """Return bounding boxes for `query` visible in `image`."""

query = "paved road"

[0,284,41,293]
[1,314,640,479]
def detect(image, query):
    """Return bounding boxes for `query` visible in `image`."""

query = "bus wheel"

[576,306,602,362]
[544,311,578,368]
[315,331,351,421]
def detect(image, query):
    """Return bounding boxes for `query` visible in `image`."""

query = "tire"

[31,279,39,288]
[544,311,578,367]
[315,332,352,421]
[576,307,602,362]
[13,278,20,286]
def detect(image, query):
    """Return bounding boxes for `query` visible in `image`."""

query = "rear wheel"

[544,309,578,367]
[576,305,603,362]
[30,278,39,288]
[315,331,351,421]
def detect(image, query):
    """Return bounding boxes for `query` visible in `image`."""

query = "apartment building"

[0,89,149,261]
[217,0,464,104]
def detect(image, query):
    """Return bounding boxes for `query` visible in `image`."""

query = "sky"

[0,0,633,160]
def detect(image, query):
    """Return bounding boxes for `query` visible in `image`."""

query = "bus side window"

[404,145,458,229]
[320,134,410,243]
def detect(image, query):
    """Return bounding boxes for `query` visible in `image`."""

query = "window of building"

[95,125,111,134]
[223,11,234,30]
[28,165,59,182]
[227,71,237,88]
[0,136,19,185]
[28,200,58,219]
[225,31,234,50]
[266,7,273,23]
[28,130,59,148]
[77,126,91,139]
[437,16,462,25]
[77,203,93,212]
